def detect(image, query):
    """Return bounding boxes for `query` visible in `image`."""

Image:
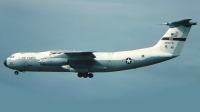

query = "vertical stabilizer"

[153,19,197,56]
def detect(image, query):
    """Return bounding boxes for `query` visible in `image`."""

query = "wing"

[63,51,96,59]
[63,51,97,68]
[49,51,106,71]
[49,50,96,59]
[49,51,97,67]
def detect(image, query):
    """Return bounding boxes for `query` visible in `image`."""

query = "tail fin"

[153,19,197,56]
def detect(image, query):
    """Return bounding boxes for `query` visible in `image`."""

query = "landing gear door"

[107,53,113,69]
[24,58,33,69]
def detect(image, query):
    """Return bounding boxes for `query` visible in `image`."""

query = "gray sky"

[0,0,200,112]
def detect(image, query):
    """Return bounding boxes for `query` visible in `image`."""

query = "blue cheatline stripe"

[161,37,186,41]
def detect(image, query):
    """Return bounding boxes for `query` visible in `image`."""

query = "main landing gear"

[14,71,19,75]
[77,72,93,78]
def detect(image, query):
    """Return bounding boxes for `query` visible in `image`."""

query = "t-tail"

[153,19,197,56]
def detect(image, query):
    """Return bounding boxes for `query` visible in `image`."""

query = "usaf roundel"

[126,57,132,64]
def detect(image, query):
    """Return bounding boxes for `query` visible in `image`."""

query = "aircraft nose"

[4,60,7,67]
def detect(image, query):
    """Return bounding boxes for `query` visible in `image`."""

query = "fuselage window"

[9,56,15,58]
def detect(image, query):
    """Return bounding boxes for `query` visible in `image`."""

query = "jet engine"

[39,58,68,66]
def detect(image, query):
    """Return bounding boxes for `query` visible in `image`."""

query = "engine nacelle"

[39,58,68,66]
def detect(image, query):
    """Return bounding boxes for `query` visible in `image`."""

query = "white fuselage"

[5,47,175,73]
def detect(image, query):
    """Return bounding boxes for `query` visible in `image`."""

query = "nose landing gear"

[77,72,93,78]
[14,71,19,75]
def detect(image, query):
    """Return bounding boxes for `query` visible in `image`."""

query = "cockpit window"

[9,56,15,58]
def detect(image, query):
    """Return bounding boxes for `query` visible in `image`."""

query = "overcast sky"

[0,0,200,112]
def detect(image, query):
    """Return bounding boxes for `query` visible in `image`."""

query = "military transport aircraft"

[4,19,197,78]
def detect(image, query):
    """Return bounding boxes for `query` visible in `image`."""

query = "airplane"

[4,19,197,78]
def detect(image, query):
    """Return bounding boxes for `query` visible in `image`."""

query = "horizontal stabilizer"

[163,19,197,28]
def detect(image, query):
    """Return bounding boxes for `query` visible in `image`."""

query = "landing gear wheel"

[83,73,88,78]
[77,73,83,78]
[88,73,93,78]
[77,72,94,78]
[14,71,19,75]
